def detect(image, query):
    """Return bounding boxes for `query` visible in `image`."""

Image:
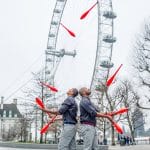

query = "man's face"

[86,88,91,96]
[67,89,74,96]
[81,88,91,96]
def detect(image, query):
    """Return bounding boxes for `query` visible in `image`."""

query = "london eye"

[44,0,117,107]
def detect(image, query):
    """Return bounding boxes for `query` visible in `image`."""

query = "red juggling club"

[106,64,123,87]
[60,23,76,37]
[35,97,45,109]
[40,115,57,134]
[107,108,128,116]
[106,115,123,134]
[35,97,52,118]
[112,122,123,134]
[80,1,98,20]
[40,82,58,92]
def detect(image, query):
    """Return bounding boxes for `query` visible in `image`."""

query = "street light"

[0,118,3,141]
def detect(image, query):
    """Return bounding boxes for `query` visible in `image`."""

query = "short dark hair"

[72,88,78,97]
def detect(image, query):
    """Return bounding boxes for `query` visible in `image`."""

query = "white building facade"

[0,97,22,141]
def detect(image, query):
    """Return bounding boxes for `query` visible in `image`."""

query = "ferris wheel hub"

[45,49,76,58]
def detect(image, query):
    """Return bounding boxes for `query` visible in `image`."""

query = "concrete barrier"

[0,142,108,150]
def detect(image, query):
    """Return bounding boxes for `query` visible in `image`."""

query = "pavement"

[109,145,150,150]
[0,149,41,150]
[0,148,47,150]
[0,145,150,150]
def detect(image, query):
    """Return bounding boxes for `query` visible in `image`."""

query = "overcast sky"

[0,0,150,105]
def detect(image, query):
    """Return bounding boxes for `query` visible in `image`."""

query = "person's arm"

[96,113,113,122]
[96,113,110,118]
[40,98,71,115]
[40,107,59,115]
[81,100,113,119]
[54,116,63,121]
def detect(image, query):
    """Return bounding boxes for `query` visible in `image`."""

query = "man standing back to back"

[40,88,78,150]
[79,87,107,150]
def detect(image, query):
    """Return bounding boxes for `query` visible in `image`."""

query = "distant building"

[0,96,22,141]
[132,107,145,137]
[144,128,150,136]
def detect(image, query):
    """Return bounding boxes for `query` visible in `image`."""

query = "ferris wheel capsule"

[51,21,58,25]
[95,84,106,92]
[100,60,114,68]
[54,9,61,14]
[103,35,117,43]
[49,34,55,38]
[46,58,53,62]
[103,11,117,19]
[47,46,54,50]
[57,0,65,2]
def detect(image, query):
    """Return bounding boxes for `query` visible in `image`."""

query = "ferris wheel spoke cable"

[4,78,33,102]
[0,53,44,97]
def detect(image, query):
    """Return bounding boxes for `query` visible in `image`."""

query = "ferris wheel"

[44,0,117,104]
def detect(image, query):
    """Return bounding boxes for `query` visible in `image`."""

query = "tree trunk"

[111,125,115,145]
[40,85,44,144]
[126,112,135,143]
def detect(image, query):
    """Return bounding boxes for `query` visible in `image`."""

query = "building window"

[3,110,6,117]
[14,114,17,118]
[9,110,12,118]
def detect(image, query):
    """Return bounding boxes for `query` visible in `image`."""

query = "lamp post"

[40,81,44,144]
[0,118,2,141]
[0,118,4,141]
[34,105,38,143]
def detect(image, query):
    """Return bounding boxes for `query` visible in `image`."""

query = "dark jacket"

[80,96,98,126]
[59,96,78,124]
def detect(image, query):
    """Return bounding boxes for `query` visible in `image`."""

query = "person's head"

[79,87,91,97]
[67,88,78,97]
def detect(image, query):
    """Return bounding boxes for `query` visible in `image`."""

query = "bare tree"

[132,19,150,110]
[19,116,30,142]
[96,81,128,145]
[16,70,46,143]
[105,82,129,145]
[114,79,145,143]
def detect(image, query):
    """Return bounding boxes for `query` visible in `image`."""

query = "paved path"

[0,145,150,150]
[0,148,47,150]
[109,145,150,150]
